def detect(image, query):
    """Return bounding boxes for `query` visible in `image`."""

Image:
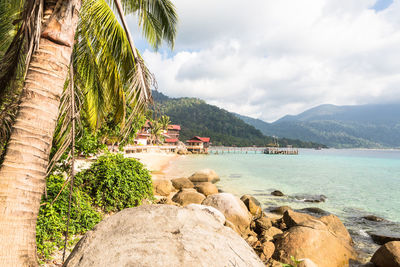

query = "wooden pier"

[209,146,298,155]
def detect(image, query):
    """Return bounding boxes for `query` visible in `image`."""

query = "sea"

[166,148,400,259]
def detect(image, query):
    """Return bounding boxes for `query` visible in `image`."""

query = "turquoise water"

[166,149,400,255]
[168,149,400,221]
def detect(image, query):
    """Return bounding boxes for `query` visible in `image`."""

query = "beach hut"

[167,125,181,139]
[186,136,210,153]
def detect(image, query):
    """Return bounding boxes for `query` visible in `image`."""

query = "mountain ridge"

[236,103,400,148]
[152,91,325,148]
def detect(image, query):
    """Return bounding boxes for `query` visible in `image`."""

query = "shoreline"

[125,152,180,180]
[150,152,399,264]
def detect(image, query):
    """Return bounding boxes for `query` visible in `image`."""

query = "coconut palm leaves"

[159,115,171,131]
[0,0,177,168]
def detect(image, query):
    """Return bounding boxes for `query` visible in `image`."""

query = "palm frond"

[76,0,153,139]
[0,0,43,104]
[106,0,177,50]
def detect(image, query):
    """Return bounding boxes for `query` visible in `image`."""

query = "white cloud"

[130,0,400,122]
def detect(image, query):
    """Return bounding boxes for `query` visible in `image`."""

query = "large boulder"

[195,182,218,196]
[202,193,251,234]
[153,179,174,196]
[240,195,262,216]
[64,205,264,267]
[171,177,194,190]
[172,188,205,206]
[371,241,400,267]
[282,210,324,229]
[273,225,357,267]
[189,169,220,183]
[185,204,225,225]
[320,214,353,245]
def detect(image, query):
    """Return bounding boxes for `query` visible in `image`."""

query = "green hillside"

[236,104,400,148]
[152,91,324,148]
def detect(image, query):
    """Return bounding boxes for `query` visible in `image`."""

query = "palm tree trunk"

[0,0,81,266]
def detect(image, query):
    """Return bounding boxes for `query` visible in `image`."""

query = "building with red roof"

[186,136,211,154]
[167,124,181,139]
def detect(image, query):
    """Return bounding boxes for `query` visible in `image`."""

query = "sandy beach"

[125,152,180,180]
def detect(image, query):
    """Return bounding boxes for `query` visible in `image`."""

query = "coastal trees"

[0,0,177,265]
[149,120,163,144]
[159,115,171,131]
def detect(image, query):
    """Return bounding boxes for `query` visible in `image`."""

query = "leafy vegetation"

[153,91,325,148]
[77,153,153,212]
[36,174,102,261]
[36,153,153,261]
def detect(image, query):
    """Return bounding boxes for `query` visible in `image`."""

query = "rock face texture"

[185,204,225,225]
[171,188,205,206]
[273,210,356,267]
[203,193,251,234]
[153,179,174,196]
[240,195,262,217]
[371,241,400,267]
[64,205,264,267]
[171,177,194,190]
[195,182,218,196]
[189,169,220,183]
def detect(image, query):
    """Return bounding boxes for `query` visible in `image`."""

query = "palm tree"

[149,120,163,144]
[159,115,171,131]
[0,0,177,265]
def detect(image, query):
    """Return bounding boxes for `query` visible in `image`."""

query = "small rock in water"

[363,215,385,222]
[294,194,327,203]
[271,190,284,196]
[300,207,330,216]
[368,230,400,245]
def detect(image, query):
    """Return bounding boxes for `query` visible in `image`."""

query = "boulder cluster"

[65,168,400,267]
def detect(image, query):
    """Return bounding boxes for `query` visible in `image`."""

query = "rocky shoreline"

[151,169,400,267]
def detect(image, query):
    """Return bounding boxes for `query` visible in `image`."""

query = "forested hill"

[152,91,325,148]
[236,104,400,148]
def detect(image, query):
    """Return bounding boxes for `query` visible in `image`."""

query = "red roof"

[186,136,210,143]
[168,125,181,130]
[165,138,179,143]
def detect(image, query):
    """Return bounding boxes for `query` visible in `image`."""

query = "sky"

[127,0,400,122]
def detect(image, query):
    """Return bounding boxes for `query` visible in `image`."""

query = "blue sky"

[128,0,400,122]
[372,0,393,11]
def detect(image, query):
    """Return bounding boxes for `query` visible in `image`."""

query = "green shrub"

[75,128,106,157]
[36,174,102,260]
[77,153,153,212]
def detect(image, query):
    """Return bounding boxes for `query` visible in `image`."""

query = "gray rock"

[203,193,251,234]
[171,177,194,190]
[64,205,263,267]
[368,230,400,245]
[189,169,220,183]
[195,182,218,196]
[153,179,174,196]
[185,204,225,225]
[172,188,206,206]
[271,190,284,196]
[363,215,385,222]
